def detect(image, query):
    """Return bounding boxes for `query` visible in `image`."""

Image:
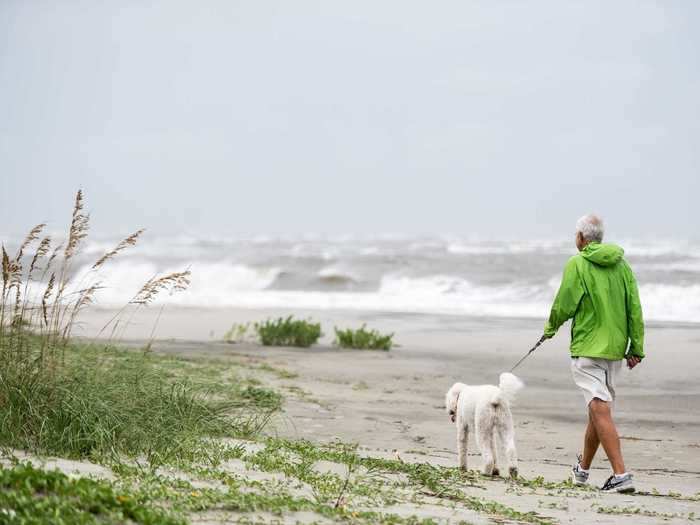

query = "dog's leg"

[491,429,501,477]
[497,407,519,478]
[457,422,468,471]
[476,409,496,476]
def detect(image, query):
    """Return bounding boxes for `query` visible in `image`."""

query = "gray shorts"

[571,357,622,407]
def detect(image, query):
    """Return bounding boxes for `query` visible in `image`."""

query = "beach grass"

[0,341,278,466]
[334,324,394,350]
[254,316,322,347]
[0,191,278,467]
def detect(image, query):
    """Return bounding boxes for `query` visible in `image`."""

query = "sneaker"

[572,455,590,485]
[601,473,635,493]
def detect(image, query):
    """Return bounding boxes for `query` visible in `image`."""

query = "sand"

[65,308,700,522]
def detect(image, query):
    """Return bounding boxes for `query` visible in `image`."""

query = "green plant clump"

[334,324,394,350]
[254,316,322,347]
[0,462,184,525]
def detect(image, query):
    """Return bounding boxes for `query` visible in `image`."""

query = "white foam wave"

[377,274,553,316]
[638,284,700,323]
[66,260,700,324]
[73,262,281,307]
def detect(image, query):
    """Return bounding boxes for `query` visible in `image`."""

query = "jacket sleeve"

[544,257,585,338]
[623,261,645,358]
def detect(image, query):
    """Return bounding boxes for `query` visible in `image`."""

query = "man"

[544,214,644,494]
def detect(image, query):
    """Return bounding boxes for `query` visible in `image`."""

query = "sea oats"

[64,190,89,260]
[1,245,9,291]
[15,223,46,261]
[130,270,191,305]
[92,229,145,270]
[76,282,102,309]
[28,236,52,277]
[47,242,63,269]
[42,273,56,327]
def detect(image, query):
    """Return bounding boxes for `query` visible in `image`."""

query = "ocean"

[7,234,700,324]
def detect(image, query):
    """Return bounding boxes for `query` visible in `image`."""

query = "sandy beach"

[70,307,700,524]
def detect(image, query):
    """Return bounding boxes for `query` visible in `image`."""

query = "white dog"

[445,373,523,477]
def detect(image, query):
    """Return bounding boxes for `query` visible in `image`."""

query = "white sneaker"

[601,473,635,493]
[572,455,590,486]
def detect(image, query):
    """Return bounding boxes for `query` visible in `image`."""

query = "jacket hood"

[581,242,624,267]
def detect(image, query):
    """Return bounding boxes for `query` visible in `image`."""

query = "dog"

[445,373,523,477]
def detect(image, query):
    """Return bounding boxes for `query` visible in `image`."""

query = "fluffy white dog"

[445,373,523,477]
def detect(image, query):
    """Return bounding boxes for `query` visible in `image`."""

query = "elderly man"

[544,214,644,493]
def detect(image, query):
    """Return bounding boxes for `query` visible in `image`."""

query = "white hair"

[576,214,604,243]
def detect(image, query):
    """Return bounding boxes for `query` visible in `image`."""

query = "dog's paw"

[459,464,468,472]
[509,467,518,479]
[491,468,500,477]
[481,465,495,476]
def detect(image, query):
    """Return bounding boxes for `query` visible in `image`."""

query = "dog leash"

[509,335,547,372]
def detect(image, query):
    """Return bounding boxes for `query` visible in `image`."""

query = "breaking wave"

[73,260,700,323]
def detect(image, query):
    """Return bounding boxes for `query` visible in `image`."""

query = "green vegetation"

[595,504,696,521]
[222,322,255,344]
[0,461,184,525]
[9,431,696,525]
[0,192,279,468]
[0,342,277,466]
[226,320,394,351]
[109,456,445,525]
[240,438,554,525]
[334,324,394,350]
[254,316,322,347]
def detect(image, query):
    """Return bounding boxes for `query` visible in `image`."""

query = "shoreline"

[77,305,700,344]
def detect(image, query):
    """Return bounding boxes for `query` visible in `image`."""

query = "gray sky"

[1,1,698,238]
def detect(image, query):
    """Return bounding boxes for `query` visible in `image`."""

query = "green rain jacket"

[544,242,644,360]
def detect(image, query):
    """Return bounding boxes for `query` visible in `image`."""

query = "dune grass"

[254,316,322,347]
[334,324,394,350]
[0,341,278,466]
[0,191,278,468]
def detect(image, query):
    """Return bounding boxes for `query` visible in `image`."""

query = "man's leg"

[580,412,599,470]
[588,398,626,475]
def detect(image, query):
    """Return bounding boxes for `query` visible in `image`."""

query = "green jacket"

[544,242,644,360]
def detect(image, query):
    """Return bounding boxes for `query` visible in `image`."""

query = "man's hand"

[626,355,642,369]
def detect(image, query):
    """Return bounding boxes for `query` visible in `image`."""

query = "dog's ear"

[445,383,461,414]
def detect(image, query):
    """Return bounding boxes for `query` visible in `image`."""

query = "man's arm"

[623,260,645,360]
[544,257,585,338]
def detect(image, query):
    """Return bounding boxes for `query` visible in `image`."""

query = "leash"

[509,335,547,372]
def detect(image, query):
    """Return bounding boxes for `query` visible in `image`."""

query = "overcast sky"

[1,1,698,239]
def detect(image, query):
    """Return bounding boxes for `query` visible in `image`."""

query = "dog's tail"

[497,372,524,405]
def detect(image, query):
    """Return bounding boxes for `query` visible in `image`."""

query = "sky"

[1,0,698,239]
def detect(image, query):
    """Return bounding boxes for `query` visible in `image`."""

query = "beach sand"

[72,307,700,523]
